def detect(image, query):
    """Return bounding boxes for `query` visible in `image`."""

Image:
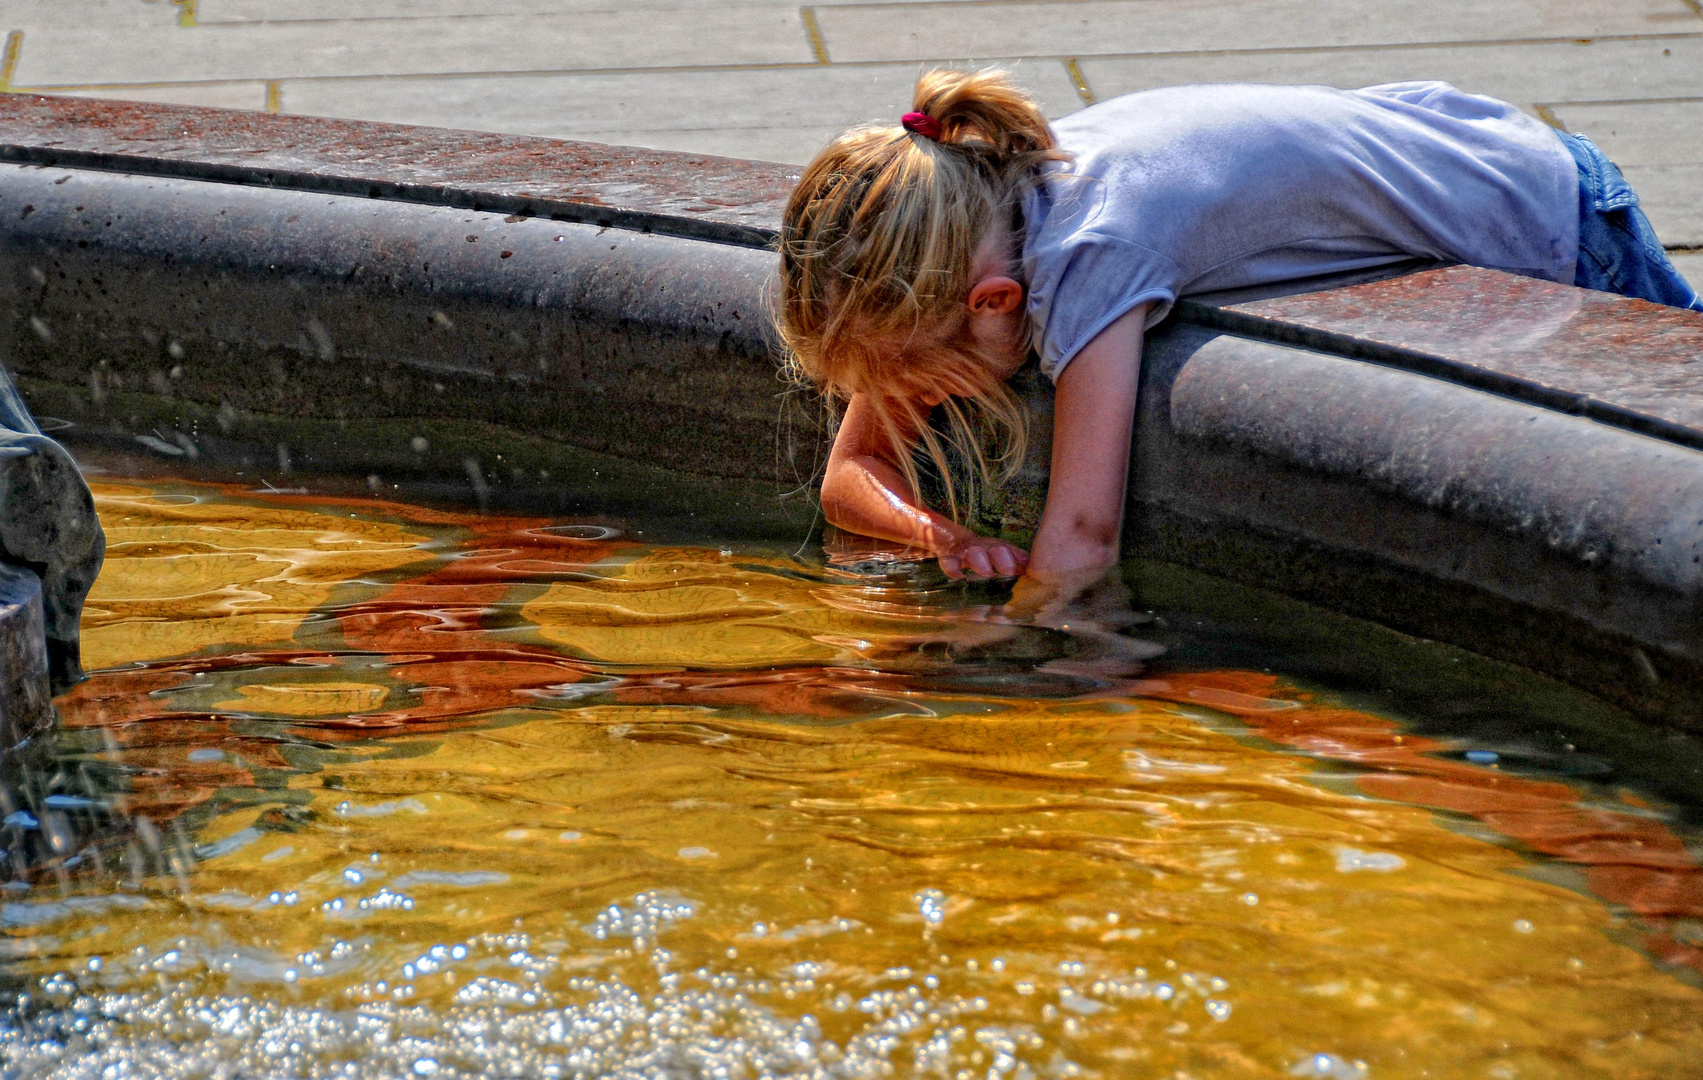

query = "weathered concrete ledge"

[3,94,1702,727]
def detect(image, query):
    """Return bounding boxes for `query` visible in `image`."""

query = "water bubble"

[1242,893,1259,905]
[1205,999,1232,1021]
[413,1059,440,1076]
[1514,919,1534,934]
[915,888,947,927]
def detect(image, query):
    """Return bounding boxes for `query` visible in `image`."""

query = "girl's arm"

[1025,302,1150,582]
[821,393,1028,579]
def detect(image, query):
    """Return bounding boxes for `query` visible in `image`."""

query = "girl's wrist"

[929,519,978,555]
[1026,529,1118,578]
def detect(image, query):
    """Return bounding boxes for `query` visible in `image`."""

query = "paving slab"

[1672,253,1703,288]
[0,0,178,32]
[194,0,968,18]
[813,0,1701,65]
[1078,38,1703,115]
[1551,100,1703,247]
[10,8,815,86]
[52,81,269,111]
[278,59,1085,165]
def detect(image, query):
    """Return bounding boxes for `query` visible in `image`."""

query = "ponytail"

[776,68,1064,522]
[908,68,1057,165]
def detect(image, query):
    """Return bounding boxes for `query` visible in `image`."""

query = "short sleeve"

[1026,231,1180,383]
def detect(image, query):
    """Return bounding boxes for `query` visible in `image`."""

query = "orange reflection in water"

[60,478,1703,967]
[1146,671,1703,968]
[15,476,1703,1079]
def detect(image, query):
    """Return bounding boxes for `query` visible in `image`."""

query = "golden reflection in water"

[4,477,1702,1079]
[79,483,434,670]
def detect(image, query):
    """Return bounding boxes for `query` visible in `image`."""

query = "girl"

[776,70,1701,588]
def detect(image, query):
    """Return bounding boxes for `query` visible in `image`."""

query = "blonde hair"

[776,68,1064,521]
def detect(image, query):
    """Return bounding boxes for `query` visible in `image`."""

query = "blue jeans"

[1557,130,1702,312]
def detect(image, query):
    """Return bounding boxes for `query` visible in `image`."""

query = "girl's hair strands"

[775,68,1065,523]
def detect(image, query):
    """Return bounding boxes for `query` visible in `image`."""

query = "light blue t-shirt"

[1022,82,1579,381]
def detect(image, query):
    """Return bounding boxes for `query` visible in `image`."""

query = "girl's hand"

[939,535,1029,580]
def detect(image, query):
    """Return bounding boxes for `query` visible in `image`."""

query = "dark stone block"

[0,560,51,749]
[0,364,104,691]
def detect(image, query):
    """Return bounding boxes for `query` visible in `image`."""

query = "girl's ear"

[967,275,1024,315]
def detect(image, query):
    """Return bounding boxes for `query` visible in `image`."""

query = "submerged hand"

[939,535,1029,580]
[1006,565,1116,624]
[1007,567,1164,682]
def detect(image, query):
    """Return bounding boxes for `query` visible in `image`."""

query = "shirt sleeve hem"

[1041,288,1175,384]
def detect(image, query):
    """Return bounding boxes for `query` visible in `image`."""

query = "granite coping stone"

[0,93,798,248]
[1189,265,1703,453]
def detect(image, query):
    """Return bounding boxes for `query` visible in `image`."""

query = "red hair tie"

[901,111,943,141]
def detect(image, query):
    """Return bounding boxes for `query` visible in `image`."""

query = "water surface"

[3,478,1702,1079]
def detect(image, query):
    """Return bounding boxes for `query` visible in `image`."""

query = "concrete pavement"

[1,0,1698,279]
